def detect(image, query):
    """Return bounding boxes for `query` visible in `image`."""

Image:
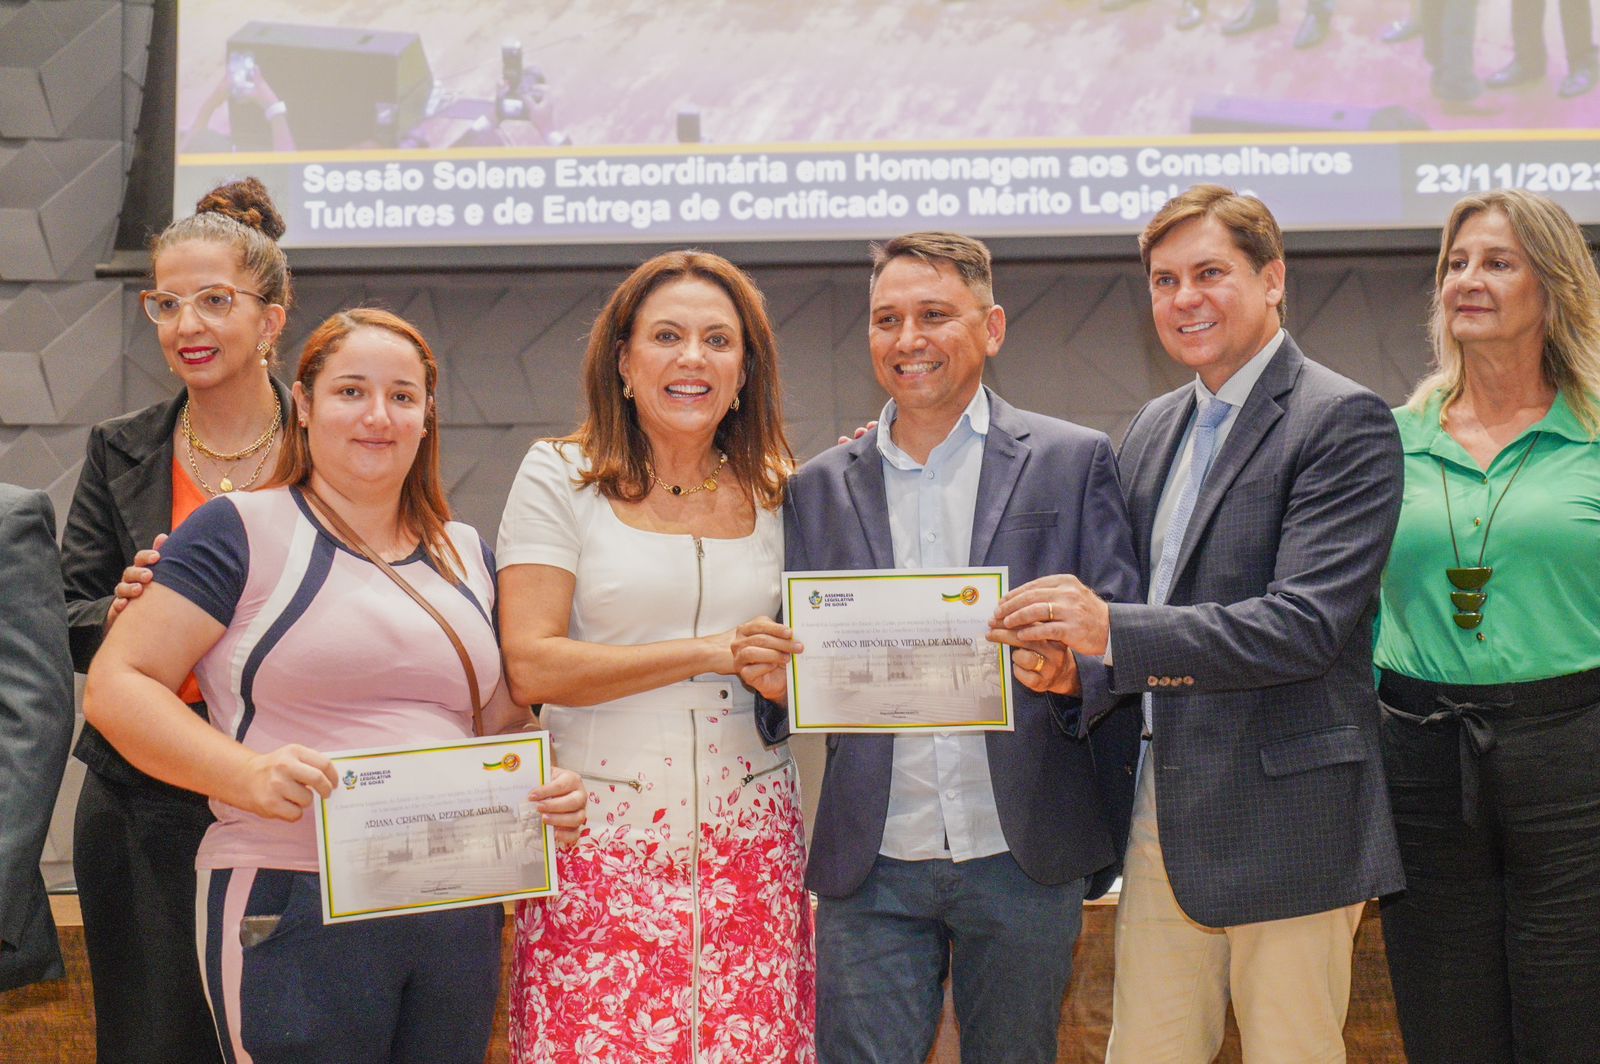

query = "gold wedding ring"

[1047,601,1054,622]
[1028,653,1046,673]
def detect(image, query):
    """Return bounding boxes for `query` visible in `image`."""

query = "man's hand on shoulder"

[836,420,878,446]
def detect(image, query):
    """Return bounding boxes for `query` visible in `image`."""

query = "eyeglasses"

[1446,566,1492,629]
[140,284,268,325]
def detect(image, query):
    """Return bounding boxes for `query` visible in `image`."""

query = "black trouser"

[1232,0,1334,18]
[200,870,503,1064]
[74,769,223,1064]
[1422,0,1482,96]
[1509,0,1598,70]
[1378,667,1600,1064]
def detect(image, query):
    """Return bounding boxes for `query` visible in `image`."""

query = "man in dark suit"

[734,232,1141,1063]
[992,186,1404,1061]
[0,484,74,993]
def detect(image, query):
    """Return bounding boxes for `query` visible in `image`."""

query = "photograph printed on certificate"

[314,732,559,923]
[785,567,1013,734]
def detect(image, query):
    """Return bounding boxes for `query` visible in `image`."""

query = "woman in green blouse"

[1375,188,1600,1063]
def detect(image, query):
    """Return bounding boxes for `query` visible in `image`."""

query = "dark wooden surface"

[0,896,1405,1063]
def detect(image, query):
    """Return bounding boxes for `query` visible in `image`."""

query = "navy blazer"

[757,389,1142,899]
[0,486,74,991]
[1109,335,1406,927]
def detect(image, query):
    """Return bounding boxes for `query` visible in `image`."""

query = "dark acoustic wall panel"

[0,0,157,892]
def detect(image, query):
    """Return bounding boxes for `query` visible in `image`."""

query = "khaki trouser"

[1105,759,1364,1064]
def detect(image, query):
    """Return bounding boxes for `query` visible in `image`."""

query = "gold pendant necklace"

[182,391,282,462]
[186,433,275,496]
[1438,432,1539,630]
[180,390,284,496]
[645,451,728,497]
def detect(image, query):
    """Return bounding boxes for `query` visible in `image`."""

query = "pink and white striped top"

[152,485,502,872]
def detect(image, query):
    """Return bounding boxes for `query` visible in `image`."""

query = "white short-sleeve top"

[496,441,782,647]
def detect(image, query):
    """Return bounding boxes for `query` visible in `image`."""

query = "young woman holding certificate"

[496,251,814,1062]
[84,308,585,1064]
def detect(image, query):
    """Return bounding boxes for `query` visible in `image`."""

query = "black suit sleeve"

[59,424,125,672]
[0,490,74,950]
[1049,433,1142,737]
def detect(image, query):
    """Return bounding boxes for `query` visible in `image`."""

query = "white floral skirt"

[509,681,816,1064]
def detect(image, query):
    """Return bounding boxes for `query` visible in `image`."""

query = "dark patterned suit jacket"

[0,485,73,991]
[757,389,1143,900]
[1109,334,1406,927]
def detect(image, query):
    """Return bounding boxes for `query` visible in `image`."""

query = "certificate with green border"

[785,567,1013,734]
[314,732,559,924]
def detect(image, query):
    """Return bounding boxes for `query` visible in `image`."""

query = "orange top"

[170,457,209,705]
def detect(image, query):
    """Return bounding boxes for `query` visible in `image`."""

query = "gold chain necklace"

[186,433,275,496]
[645,451,727,496]
[181,390,281,462]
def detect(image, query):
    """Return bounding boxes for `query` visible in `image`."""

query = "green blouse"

[1375,390,1600,685]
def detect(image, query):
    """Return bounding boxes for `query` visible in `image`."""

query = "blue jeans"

[816,853,1086,1064]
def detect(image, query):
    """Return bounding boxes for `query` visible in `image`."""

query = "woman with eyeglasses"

[60,177,293,1063]
[1374,188,1600,1063]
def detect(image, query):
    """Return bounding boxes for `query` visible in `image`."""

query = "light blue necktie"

[1150,396,1233,607]
[1143,395,1232,735]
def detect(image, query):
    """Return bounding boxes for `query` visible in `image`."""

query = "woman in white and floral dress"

[496,250,814,1063]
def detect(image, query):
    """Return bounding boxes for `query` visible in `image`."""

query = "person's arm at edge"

[481,669,534,735]
[0,492,73,950]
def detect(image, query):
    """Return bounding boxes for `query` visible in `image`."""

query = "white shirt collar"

[876,386,991,470]
[1196,328,1284,408]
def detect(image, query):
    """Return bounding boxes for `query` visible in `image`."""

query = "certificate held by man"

[314,732,560,924]
[784,566,1013,733]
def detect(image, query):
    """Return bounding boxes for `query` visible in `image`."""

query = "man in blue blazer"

[735,232,1141,1063]
[994,186,1404,1061]
[0,484,74,993]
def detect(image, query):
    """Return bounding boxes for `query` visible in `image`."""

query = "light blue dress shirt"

[875,386,1009,862]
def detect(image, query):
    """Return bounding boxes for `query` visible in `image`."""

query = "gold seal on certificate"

[314,732,560,924]
[784,567,1013,733]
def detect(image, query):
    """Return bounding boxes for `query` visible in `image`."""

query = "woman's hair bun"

[194,177,286,242]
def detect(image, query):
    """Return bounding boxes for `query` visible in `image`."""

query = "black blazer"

[60,378,293,784]
[757,390,1143,899]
